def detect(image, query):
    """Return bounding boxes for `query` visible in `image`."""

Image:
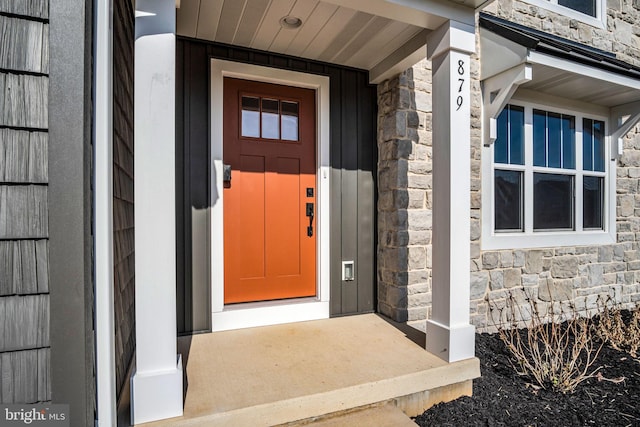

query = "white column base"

[131,355,183,425]
[426,320,475,362]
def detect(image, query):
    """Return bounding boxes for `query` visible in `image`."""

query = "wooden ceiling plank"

[195,0,224,41]
[176,0,200,38]
[317,11,374,63]
[285,1,338,57]
[251,0,296,52]
[333,15,392,67]
[302,6,356,59]
[216,0,247,44]
[347,20,413,69]
[234,0,271,47]
[269,0,319,54]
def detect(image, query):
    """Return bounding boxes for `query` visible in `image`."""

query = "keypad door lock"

[306,203,314,237]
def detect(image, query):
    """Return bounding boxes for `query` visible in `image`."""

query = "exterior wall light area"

[280,16,303,29]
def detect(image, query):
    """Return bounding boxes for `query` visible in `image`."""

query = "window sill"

[481,229,616,250]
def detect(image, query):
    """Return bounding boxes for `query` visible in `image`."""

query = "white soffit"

[177,0,477,83]
[480,29,640,108]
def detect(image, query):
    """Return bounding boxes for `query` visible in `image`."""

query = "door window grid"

[493,103,607,235]
[241,95,299,141]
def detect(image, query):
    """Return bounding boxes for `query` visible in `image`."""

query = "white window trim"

[210,59,331,331]
[481,97,616,250]
[520,0,606,29]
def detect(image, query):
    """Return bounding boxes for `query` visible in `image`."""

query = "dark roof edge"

[479,12,614,58]
[479,13,640,80]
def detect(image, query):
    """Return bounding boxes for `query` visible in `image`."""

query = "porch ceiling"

[177,0,483,83]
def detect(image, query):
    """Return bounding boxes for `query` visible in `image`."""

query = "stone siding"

[377,0,640,332]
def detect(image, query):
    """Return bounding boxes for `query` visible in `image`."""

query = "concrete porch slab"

[143,314,480,426]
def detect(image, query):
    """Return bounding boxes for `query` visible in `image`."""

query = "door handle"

[306,203,314,237]
[223,164,232,182]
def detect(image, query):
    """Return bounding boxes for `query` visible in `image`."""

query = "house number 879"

[456,59,465,111]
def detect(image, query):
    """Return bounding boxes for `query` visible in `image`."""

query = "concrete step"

[141,314,479,427]
[288,404,417,427]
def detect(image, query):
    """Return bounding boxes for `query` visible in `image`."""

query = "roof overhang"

[480,14,640,157]
[177,0,493,84]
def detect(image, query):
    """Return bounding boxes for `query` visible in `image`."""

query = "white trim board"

[210,59,331,331]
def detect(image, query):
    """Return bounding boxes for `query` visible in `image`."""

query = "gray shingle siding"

[0,5,50,404]
[113,0,135,400]
[0,1,48,20]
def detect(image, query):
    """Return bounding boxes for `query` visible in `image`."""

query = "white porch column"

[425,20,476,363]
[131,0,183,424]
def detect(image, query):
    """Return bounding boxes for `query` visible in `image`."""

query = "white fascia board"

[322,0,474,28]
[527,50,640,92]
[369,29,429,84]
[385,0,475,26]
[479,29,528,80]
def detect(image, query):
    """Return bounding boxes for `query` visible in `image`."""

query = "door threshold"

[212,299,329,332]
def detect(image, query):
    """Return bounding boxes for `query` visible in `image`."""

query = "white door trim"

[210,59,330,332]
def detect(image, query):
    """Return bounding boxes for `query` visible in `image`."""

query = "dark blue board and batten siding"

[0,1,51,404]
[176,39,377,333]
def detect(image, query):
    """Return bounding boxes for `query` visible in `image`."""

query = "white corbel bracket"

[610,101,640,160]
[481,64,532,146]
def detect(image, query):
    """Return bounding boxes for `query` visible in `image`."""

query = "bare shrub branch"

[488,289,603,393]
[593,297,640,358]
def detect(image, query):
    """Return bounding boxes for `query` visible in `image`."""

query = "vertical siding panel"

[187,42,209,333]
[357,72,376,312]
[340,69,359,314]
[328,66,343,316]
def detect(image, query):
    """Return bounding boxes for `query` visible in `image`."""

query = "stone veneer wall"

[377,0,640,332]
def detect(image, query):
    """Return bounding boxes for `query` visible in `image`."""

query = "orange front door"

[223,77,317,304]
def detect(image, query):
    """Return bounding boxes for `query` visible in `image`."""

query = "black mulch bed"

[414,332,640,427]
